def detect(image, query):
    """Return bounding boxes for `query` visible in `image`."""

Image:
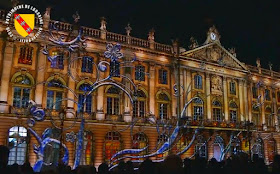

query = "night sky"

[1,0,279,71]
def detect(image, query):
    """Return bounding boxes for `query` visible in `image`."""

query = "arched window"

[76,131,94,165]
[213,136,224,162]
[195,135,207,158]
[8,126,28,165]
[132,132,148,156]
[106,86,120,115]
[193,98,204,121]
[18,46,33,65]
[43,128,61,165]
[194,74,202,89]
[78,83,93,114]
[135,65,145,81]
[230,136,240,155]
[50,51,64,69]
[157,92,170,120]
[252,136,264,159]
[212,100,222,122]
[265,106,273,127]
[267,137,276,163]
[46,79,65,110]
[157,134,168,159]
[104,131,121,163]
[229,101,238,123]
[81,56,93,73]
[12,74,32,108]
[133,90,146,118]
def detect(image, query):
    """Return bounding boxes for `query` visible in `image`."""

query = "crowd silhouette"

[1,145,280,174]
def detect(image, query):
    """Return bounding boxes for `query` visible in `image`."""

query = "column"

[260,88,265,125]
[66,54,77,118]
[179,68,184,115]
[96,72,105,120]
[149,63,156,116]
[123,73,132,122]
[0,42,14,113]
[272,88,278,127]
[223,77,229,121]
[206,73,211,120]
[243,81,249,121]
[34,44,46,106]
[183,69,187,117]
[186,69,192,116]
[248,82,253,121]
[239,79,244,121]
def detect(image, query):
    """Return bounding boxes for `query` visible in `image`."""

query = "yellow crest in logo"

[14,14,35,37]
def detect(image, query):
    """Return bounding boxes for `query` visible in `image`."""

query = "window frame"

[46,79,65,110]
[193,98,204,121]
[135,65,145,81]
[158,69,168,85]
[194,74,203,89]
[18,45,33,65]
[12,75,32,108]
[106,86,120,115]
[81,56,94,73]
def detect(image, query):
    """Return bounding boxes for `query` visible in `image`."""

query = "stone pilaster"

[149,63,155,116]
[239,79,244,121]
[186,69,192,116]
[206,73,211,120]
[223,77,229,121]
[0,42,14,113]
[96,72,105,120]
[123,73,132,122]
[243,81,249,120]
[34,44,46,106]
[248,82,253,122]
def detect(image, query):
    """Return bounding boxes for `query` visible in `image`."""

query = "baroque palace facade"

[0,8,280,168]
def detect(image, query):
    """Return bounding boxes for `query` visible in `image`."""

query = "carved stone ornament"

[211,75,223,95]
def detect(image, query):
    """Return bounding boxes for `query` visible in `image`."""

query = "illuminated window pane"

[82,56,93,73]
[18,46,33,65]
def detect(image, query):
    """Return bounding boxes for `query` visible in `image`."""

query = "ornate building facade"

[0,8,279,168]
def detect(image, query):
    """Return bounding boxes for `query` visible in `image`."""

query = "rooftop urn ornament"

[148,28,155,41]
[189,37,198,49]
[100,17,107,31]
[125,23,132,36]
[256,58,261,74]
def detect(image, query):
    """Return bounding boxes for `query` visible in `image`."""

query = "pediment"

[181,42,247,71]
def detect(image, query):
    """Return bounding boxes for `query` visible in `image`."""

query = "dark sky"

[1,0,280,71]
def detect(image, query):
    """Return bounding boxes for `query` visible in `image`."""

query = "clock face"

[210,32,216,40]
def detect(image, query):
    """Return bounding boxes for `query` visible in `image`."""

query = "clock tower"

[204,25,221,44]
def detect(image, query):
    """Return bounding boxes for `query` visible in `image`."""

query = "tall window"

[135,65,145,81]
[43,128,61,165]
[193,98,204,121]
[8,126,28,165]
[252,137,264,159]
[229,101,238,123]
[195,135,207,158]
[46,79,64,110]
[229,81,236,95]
[132,133,148,156]
[252,86,258,99]
[265,107,273,127]
[50,51,64,69]
[212,100,222,122]
[157,134,168,159]
[133,90,146,118]
[159,69,168,84]
[277,92,280,103]
[78,83,93,113]
[265,89,271,101]
[194,74,202,89]
[106,86,120,115]
[81,56,93,73]
[104,131,121,163]
[157,92,170,120]
[13,75,32,108]
[76,131,94,165]
[18,46,33,65]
